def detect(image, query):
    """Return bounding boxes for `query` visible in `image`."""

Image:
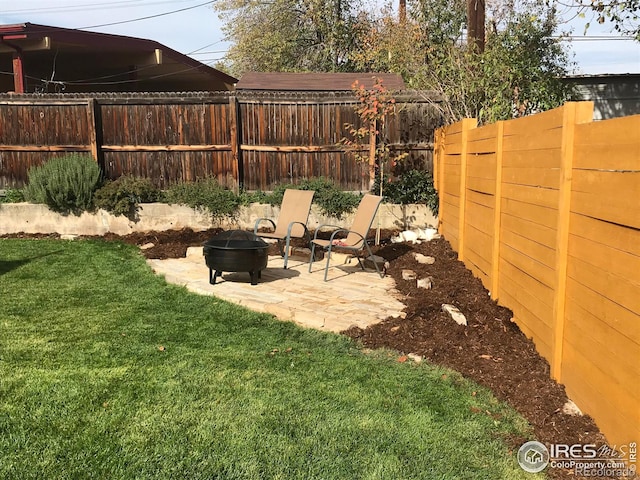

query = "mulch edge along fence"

[434,101,640,446]
[0,90,443,191]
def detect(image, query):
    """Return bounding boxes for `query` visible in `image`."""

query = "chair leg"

[308,243,316,272]
[283,235,291,269]
[365,243,384,278]
[324,245,332,282]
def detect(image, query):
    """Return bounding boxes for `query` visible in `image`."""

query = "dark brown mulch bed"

[2,227,622,479]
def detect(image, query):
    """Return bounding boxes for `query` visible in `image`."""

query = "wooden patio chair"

[253,189,315,269]
[308,194,384,281]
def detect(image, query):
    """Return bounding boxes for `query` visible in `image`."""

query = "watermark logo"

[518,441,550,473]
[517,441,637,477]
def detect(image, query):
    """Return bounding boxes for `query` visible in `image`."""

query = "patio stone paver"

[147,248,406,333]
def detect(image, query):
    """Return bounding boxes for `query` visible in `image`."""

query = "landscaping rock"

[140,242,155,250]
[402,269,417,281]
[391,227,440,245]
[417,277,433,289]
[414,253,435,264]
[562,399,583,416]
[407,353,423,363]
[442,304,467,326]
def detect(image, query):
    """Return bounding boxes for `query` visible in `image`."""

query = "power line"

[187,40,226,55]
[1,0,197,15]
[190,50,228,55]
[79,0,213,29]
[554,35,638,41]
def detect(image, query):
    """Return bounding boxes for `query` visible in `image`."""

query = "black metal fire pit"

[203,230,269,286]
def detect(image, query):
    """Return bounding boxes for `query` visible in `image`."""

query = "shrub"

[374,169,439,215]
[238,189,268,206]
[0,188,25,203]
[93,176,162,218]
[164,178,240,219]
[259,178,361,219]
[23,154,101,214]
[301,178,361,219]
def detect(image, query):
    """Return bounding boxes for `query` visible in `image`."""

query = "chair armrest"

[254,218,277,234]
[328,229,364,247]
[286,221,309,237]
[311,224,343,241]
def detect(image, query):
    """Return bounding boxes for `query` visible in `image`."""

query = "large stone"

[414,253,435,265]
[186,246,203,258]
[562,400,583,416]
[402,269,417,281]
[407,353,423,363]
[442,304,467,326]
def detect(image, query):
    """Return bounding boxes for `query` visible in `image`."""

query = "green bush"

[259,178,361,219]
[302,178,361,219]
[164,178,240,219]
[23,154,101,214]
[374,169,439,215]
[93,176,162,218]
[238,189,268,205]
[0,188,25,203]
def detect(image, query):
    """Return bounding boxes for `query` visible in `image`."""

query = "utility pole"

[467,0,485,53]
[399,0,406,23]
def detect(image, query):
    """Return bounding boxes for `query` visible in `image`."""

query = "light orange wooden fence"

[434,102,639,447]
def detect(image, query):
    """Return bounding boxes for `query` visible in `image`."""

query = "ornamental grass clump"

[23,154,101,214]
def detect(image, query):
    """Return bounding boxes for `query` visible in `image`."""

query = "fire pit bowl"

[203,230,269,286]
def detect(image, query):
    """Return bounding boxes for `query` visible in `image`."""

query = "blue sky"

[1,0,639,75]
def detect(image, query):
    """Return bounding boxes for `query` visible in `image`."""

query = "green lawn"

[0,238,542,479]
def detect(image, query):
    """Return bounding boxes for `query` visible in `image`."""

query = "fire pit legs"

[209,269,221,285]
[208,268,262,285]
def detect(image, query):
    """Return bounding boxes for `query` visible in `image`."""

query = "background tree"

[216,0,576,123]
[351,0,575,124]
[215,0,369,76]
[349,5,428,80]
[551,0,640,40]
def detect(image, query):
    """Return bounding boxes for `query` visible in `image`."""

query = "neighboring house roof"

[236,72,405,91]
[0,23,237,93]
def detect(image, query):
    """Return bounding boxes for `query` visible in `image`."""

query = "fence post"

[433,127,444,232]
[228,94,242,192]
[86,98,104,170]
[457,118,477,261]
[551,102,593,380]
[490,121,504,299]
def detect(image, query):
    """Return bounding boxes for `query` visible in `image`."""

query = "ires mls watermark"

[517,441,637,477]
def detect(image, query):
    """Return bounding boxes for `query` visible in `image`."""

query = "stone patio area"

[147,247,406,333]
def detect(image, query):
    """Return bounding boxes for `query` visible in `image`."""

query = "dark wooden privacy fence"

[0,91,443,190]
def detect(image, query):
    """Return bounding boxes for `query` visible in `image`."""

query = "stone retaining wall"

[0,203,437,236]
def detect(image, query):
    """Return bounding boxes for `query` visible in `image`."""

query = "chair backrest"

[344,194,383,247]
[273,189,315,237]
